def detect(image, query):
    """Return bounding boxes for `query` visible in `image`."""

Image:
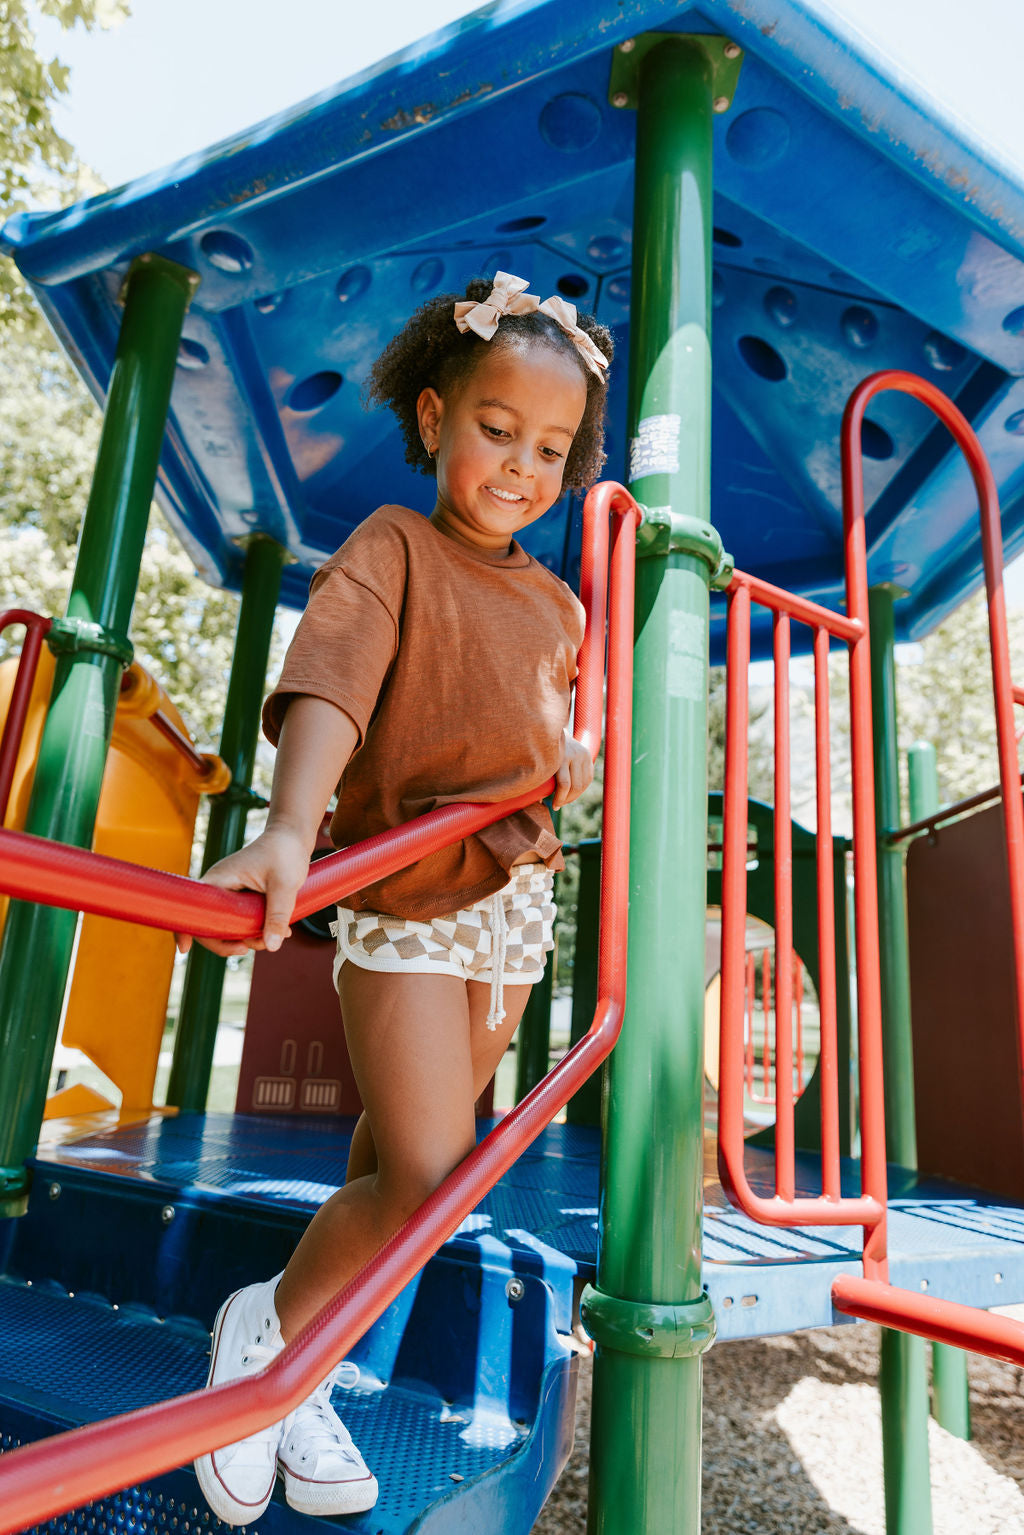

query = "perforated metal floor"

[32,1113,1024,1340]
[0,1276,553,1535]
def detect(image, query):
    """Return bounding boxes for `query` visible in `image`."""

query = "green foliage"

[0,1,282,813]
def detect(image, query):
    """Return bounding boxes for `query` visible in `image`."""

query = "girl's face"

[417,344,588,553]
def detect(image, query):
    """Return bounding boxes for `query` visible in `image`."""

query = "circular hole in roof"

[587,235,627,266]
[200,230,254,274]
[861,418,894,460]
[480,251,514,280]
[712,270,725,309]
[737,335,787,382]
[556,273,589,299]
[539,92,603,153]
[764,285,797,328]
[496,215,547,233]
[1003,306,1024,336]
[1004,410,1024,436]
[606,274,630,304]
[923,330,967,372]
[713,227,742,248]
[411,257,444,294]
[176,338,209,370]
[725,107,791,168]
[336,266,371,304]
[842,305,879,349]
[287,370,343,413]
[253,291,284,315]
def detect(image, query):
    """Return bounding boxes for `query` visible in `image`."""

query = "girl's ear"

[416,387,443,452]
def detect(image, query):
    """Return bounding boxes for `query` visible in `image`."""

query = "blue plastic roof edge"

[719,0,1024,251]
[7,0,1024,285]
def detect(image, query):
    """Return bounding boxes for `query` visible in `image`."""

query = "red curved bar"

[0,609,52,824]
[832,1276,1024,1368]
[0,485,642,1534]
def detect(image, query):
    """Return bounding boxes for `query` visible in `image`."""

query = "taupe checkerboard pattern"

[332,866,555,987]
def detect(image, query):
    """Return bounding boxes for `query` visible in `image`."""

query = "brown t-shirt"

[262,504,585,919]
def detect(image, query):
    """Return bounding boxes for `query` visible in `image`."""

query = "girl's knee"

[375,1139,476,1219]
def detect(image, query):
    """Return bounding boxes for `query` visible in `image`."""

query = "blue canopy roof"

[6,0,1024,656]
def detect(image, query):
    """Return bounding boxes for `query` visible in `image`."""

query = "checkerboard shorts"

[330,866,555,998]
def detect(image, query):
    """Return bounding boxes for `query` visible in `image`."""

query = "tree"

[1,1,281,787]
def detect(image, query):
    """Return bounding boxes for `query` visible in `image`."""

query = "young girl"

[179,272,613,1523]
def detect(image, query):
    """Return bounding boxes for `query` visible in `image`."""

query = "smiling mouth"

[485,485,525,504]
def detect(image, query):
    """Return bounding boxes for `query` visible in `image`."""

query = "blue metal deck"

[20,1113,1024,1342]
[5,0,1024,651]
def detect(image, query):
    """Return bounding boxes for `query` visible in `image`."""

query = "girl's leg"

[343,979,534,1183]
[275,969,531,1340]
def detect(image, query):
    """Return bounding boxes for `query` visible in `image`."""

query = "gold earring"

[426,441,438,458]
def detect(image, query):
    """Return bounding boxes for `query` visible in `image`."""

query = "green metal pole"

[869,586,933,1535]
[582,36,721,1534]
[906,740,972,1441]
[166,536,285,1112]
[0,255,197,1209]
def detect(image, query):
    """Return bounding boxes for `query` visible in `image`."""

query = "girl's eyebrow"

[475,396,575,439]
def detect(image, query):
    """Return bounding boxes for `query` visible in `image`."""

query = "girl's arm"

[177,695,359,958]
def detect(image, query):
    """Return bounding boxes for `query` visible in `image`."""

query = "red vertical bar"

[0,612,51,826]
[573,492,609,762]
[718,581,753,1193]
[842,387,889,1279]
[773,611,795,1198]
[814,626,841,1200]
[761,948,773,1103]
[745,950,756,1096]
[794,955,804,1089]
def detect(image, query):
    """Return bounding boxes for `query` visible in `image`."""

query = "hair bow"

[454,271,608,379]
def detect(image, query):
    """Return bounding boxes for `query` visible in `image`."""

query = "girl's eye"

[482,424,509,440]
[540,446,564,460]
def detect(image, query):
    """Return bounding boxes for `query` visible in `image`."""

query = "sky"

[32,0,1024,194]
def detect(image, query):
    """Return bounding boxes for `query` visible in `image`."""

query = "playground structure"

[6,1,1024,1532]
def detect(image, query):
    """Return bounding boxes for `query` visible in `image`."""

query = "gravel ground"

[533,1325,1024,1533]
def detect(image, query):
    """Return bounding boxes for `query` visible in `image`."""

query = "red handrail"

[0,481,641,1532]
[718,566,888,1268]
[0,609,52,824]
[720,370,1024,1369]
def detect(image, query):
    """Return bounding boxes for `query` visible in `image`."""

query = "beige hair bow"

[453,271,608,379]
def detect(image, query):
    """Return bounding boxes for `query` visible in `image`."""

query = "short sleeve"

[262,566,400,747]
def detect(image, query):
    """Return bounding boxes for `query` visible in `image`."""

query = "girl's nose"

[504,441,533,478]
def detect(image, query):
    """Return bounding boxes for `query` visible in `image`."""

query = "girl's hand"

[553,730,594,810]
[174,826,314,958]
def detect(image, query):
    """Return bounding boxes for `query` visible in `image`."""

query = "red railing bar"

[761,949,773,1103]
[0,610,52,825]
[744,951,756,1097]
[147,709,215,779]
[814,623,841,1200]
[773,611,795,1197]
[794,954,804,1086]
[0,484,642,1533]
[1014,684,1024,710]
[728,569,862,644]
[832,1276,1024,1367]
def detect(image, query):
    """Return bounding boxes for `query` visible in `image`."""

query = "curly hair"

[365,277,614,491]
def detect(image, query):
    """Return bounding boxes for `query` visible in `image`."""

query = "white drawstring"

[486,888,509,1031]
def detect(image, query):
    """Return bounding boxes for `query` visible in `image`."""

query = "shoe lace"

[291,1366,363,1467]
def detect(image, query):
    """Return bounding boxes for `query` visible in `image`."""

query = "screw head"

[160,1204,176,1225]
[48,1182,61,1201]
[724,41,742,59]
[612,91,630,109]
[713,95,731,114]
[619,38,636,53]
[505,1278,525,1302]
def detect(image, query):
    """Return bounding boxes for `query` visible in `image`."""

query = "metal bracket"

[218,782,270,810]
[609,33,744,115]
[118,252,201,308]
[46,617,134,669]
[635,506,729,586]
[580,1283,717,1359]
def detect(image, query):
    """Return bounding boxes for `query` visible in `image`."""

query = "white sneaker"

[194,1274,287,1525]
[278,1363,379,1516]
